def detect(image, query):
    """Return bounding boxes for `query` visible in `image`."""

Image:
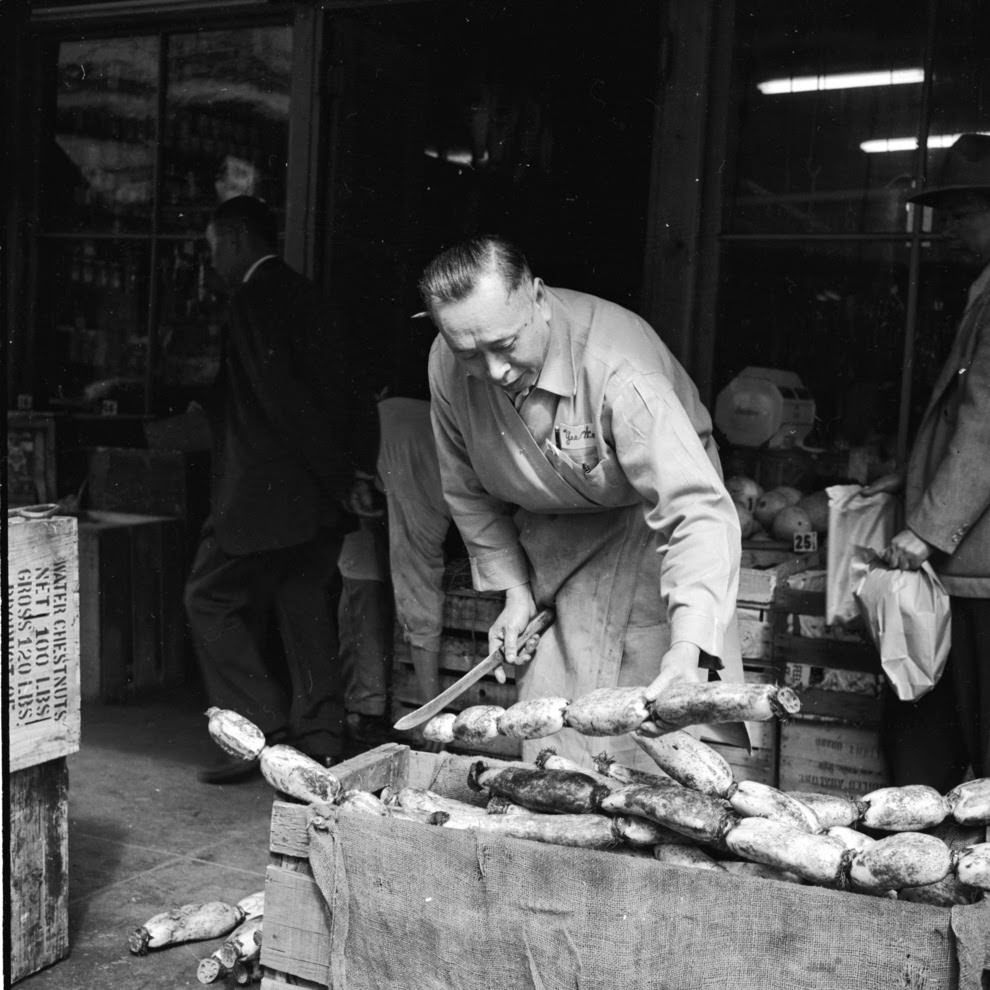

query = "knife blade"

[393,607,555,731]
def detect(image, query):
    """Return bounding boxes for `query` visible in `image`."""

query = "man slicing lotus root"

[419,235,747,769]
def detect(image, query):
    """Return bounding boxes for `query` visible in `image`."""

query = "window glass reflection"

[49,37,158,232]
[163,27,292,233]
[729,0,927,235]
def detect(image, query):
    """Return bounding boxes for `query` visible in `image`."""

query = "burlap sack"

[307,805,990,990]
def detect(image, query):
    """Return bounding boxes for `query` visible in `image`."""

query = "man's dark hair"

[212,195,278,251]
[418,235,532,310]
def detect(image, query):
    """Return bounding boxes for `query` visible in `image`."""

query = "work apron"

[501,405,746,771]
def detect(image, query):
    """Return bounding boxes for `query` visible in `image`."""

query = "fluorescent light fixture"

[758,68,924,95]
[861,131,990,153]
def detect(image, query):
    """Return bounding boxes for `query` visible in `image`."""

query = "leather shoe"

[197,753,261,785]
[345,712,395,749]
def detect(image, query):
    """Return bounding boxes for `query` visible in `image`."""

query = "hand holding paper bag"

[852,549,952,702]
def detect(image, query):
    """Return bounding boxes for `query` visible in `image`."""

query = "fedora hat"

[908,133,990,207]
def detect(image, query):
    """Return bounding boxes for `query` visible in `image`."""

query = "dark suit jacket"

[207,258,373,555]
[906,268,990,598]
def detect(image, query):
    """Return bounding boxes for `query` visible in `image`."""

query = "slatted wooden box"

[260,744,986,990]
[6,515,79,982]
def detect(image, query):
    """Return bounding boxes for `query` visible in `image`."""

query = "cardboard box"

[778,715,890,797]
[9,758,70,983]
[260,745,983,990]
[6,515,81,773]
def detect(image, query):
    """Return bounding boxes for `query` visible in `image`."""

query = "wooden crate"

[9,758,70,983]
[77,511,187,702]
[737,547,822,607]
[736,604,771,661]
[441,586,504,633]
[260,744,981,990]
[6,515,81,773]
[778,715,890,797]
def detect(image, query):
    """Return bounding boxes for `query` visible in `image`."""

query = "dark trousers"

[184,521,346,759]
[882,596,990,792]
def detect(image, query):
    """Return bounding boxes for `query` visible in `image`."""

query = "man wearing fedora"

[863,133,990,791]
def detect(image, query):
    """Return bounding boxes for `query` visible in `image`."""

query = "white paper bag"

[853,551,952,702]
[825,484,899,626]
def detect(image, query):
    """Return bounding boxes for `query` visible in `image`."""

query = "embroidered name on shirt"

[557,424,596,449]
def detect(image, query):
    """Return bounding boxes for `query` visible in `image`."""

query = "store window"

[36,23,292,416]
[717,0,989,481]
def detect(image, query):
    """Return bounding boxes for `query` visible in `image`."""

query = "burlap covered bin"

[260,744,990,990]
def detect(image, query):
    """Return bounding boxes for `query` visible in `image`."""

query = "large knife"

[393,607,555,731]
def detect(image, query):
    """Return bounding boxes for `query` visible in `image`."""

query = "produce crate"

[9,758,70,983]
[441,585,503,632]
[260,744,987,990]
[778,715,890,797]
[77,511,187,702]
[6,514,81,773]
[737,546,822,607]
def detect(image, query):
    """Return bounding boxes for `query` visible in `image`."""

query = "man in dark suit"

[863,134,990,791]
[185,195,377,782]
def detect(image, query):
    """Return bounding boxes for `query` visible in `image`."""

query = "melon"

[726,475,763,512]
[733,500,757,539]
[753,490,790,529]
[771,505,813,541]
[769,485,803,506]
[797,490,830,533]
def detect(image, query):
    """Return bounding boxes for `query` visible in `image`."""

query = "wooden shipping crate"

[737,547,822,607]
[6,515,81,773]
[778,715,891,797]
[77,511,187,702]
[260,745,986,990]
[9,758,70,983]
[442,586,504,633]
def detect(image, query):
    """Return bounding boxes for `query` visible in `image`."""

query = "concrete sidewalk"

[15,686,275,990]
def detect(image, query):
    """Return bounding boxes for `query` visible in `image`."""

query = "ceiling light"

[757,68,924,95]
[860,131,990,153]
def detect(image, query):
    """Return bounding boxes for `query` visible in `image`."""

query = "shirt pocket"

[545,445,635,506]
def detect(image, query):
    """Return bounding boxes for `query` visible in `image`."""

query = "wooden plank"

[737,552,821,607]
[9,758,69,983]
[7,517,81,772]
[736,605,771,661]
[442,589,504,632]
[331,742,410,794]
[773,634,879,673]
[261,866,329,987]
[269,801,315,859]
[262,976,322,990]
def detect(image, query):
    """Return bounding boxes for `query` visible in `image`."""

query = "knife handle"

[518,607,555,644]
